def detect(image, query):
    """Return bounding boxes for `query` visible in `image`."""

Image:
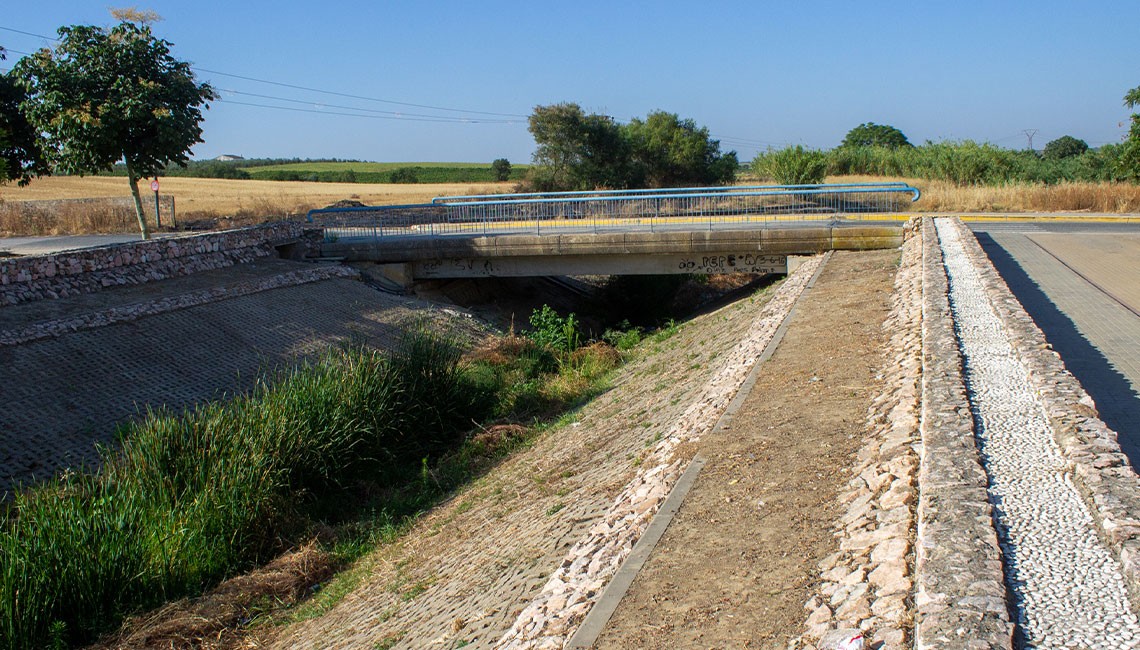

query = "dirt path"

[591,249,897,649]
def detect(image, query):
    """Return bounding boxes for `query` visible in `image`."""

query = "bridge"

[307,183,919,282]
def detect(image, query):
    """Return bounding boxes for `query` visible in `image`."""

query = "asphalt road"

[0,233,179,256]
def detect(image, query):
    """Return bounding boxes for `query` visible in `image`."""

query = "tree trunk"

[126,164,151,240]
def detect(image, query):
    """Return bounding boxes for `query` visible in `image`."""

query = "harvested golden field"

[0,176,512,235]
[0,176,509,215]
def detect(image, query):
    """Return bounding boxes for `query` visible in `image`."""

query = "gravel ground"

[937,218,1140,648]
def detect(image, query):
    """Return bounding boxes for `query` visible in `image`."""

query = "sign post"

[150,179,161,228]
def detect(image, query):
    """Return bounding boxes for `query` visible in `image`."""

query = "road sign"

[150,179,160,192]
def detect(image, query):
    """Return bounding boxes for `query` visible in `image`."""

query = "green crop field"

[240,161,529,173]
[239,161,530,184]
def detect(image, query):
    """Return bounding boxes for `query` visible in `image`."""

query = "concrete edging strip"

[565,252,833,649]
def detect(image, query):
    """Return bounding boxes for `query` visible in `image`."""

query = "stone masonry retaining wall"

[949,217,1140,609]
[914,217,1014,648]
[0,221,316,306]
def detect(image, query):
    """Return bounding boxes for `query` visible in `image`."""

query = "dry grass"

[828,175,1140,213]
[3,174,1138,237]
[0,176,511,235]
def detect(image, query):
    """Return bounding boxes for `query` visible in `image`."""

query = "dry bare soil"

[593,249,896,648]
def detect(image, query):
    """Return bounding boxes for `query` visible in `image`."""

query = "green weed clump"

[0,331,490,650]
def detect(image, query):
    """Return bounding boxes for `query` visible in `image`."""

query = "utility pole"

[1022,129,1039,151]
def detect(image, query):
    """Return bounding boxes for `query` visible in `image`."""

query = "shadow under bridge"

[307,183,918,281]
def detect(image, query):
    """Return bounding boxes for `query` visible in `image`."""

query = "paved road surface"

[0,233,179,256]
[971,221,1140,465]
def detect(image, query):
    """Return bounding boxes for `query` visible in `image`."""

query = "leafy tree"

[491,157,511,181]
[1121,85,1140,182]
[625,111,738,187]
[526,103,735,191]
[14,20,216,238]
[0,47,49,185]
[528,103,632,191]
[840,122,913,149]
[1042,135,1089,160]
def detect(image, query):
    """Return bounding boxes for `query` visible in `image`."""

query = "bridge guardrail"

[307,183,920,240]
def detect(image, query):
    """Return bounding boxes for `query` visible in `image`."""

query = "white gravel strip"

[937,218,1140,648]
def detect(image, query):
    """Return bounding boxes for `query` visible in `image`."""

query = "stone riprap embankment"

[797,216,1140,649]
[0,221,315,306]
[0,264,357,347]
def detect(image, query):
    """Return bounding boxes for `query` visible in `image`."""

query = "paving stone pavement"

[0,269,486,495]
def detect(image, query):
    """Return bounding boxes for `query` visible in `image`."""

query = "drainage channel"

[937,218,1140,648]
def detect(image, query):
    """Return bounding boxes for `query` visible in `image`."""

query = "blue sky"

[3,1,1138,163]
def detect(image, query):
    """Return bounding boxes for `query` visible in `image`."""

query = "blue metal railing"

[307,183,919,240]
[429,181,914,205]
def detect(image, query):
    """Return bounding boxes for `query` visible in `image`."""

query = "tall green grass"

[0,332,492,650]
[0,325,625,649]
[824,141,1128,185]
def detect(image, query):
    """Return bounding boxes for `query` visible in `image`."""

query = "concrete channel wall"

[0,221,318,306]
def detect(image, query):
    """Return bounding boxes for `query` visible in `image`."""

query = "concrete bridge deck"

[321,221,904,280]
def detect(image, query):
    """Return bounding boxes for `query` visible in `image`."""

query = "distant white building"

[215,154,245,161]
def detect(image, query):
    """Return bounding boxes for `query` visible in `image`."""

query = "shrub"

[389,167,419,183]
[751,145,827,185]
[491,158,512,181]
[527,304,582,354]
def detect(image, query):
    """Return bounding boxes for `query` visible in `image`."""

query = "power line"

[0,26,58,41]
[196,67,530,119]
[218,88,520,123]
[1,24,529,121]
[215,98,517,124]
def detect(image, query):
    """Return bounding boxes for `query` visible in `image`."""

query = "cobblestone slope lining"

[940,217,1138,647]
[0,276,488,494]
[944,218,1140,626]
[493,255,823,649]
[914,218,1015,648]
